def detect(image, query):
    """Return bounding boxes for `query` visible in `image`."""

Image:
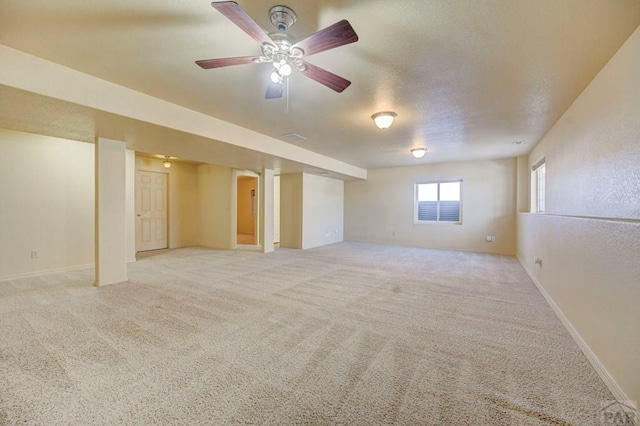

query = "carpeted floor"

[0,242,628,425]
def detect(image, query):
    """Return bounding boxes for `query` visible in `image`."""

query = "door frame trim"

[232,169,261,250]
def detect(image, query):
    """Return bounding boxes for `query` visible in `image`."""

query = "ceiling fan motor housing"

[261,32,306,74]
[269,5,297,31]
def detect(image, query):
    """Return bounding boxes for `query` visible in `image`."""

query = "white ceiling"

[1,0,639,171]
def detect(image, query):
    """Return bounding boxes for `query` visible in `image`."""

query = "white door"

[136,170,168,252]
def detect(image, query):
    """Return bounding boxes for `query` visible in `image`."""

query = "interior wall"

[279,173,344,250]
[515,155,530,213]
[302,174,344,249]
[125,150,136,262]
[236,177,256,235]
[135,156,199,249]
[260,169,275,253]
[0,128,94,280]
[517,26,640,404]
[274,175,280,243]
[344,158,517,255]
[279,173,303,249]
[198,163,232,249]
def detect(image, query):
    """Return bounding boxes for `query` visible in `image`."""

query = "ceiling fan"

[196,1,359,99]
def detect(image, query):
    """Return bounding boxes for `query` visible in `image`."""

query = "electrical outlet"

[486,236,496,242]
[31,250,39,259]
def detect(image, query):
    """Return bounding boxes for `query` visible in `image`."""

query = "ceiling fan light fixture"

[198,2,359,98]
[372,111,397,129]
[279,62,292,76]
[270,69,281,83]
[411,148,427,159]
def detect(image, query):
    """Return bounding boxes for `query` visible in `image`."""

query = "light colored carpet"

[0,242,629,425]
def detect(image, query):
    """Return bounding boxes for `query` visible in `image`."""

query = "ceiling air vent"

[282,132,308,142]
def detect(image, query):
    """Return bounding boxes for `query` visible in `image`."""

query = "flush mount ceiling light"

[411,148,427,159]
[371,111,397,129]
[163,156,172,168]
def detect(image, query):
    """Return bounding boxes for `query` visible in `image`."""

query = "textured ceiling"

[1,0,639,170]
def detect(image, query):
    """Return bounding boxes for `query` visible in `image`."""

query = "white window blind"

[415,181,461,223]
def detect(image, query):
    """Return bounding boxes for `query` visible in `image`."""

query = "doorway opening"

[235,171,260,248]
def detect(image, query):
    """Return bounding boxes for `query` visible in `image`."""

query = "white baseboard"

[517,255,637,424]
[0,263,94,282]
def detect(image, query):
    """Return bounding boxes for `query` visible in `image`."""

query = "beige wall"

[0,129,94,279]
[345,158,517,255]
[279,173,344,250]
[274,175,280,243]
[198,163,232,249]
[125,150,136,263]
[518,27,640,404]
[515,155,530,213]
[302,174,344,249]
[236,177,256,235]
[135,156,199,249]
[261,169,275,253]
[170,162,199,248]
[279,173,303,249]
[95,138,127,286]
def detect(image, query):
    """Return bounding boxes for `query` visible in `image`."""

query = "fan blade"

[196,56,256,69]
[292,20,358,56]
[299,62,351,93]
[265,83,284,99]
[211,2,273,46]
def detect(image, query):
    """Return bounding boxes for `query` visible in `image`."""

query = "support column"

[261,168,275,253]
[125,149,136,263]
[95,138,127,286]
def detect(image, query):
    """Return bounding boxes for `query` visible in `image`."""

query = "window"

[532,159,545,213]
[415,181,462,223]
